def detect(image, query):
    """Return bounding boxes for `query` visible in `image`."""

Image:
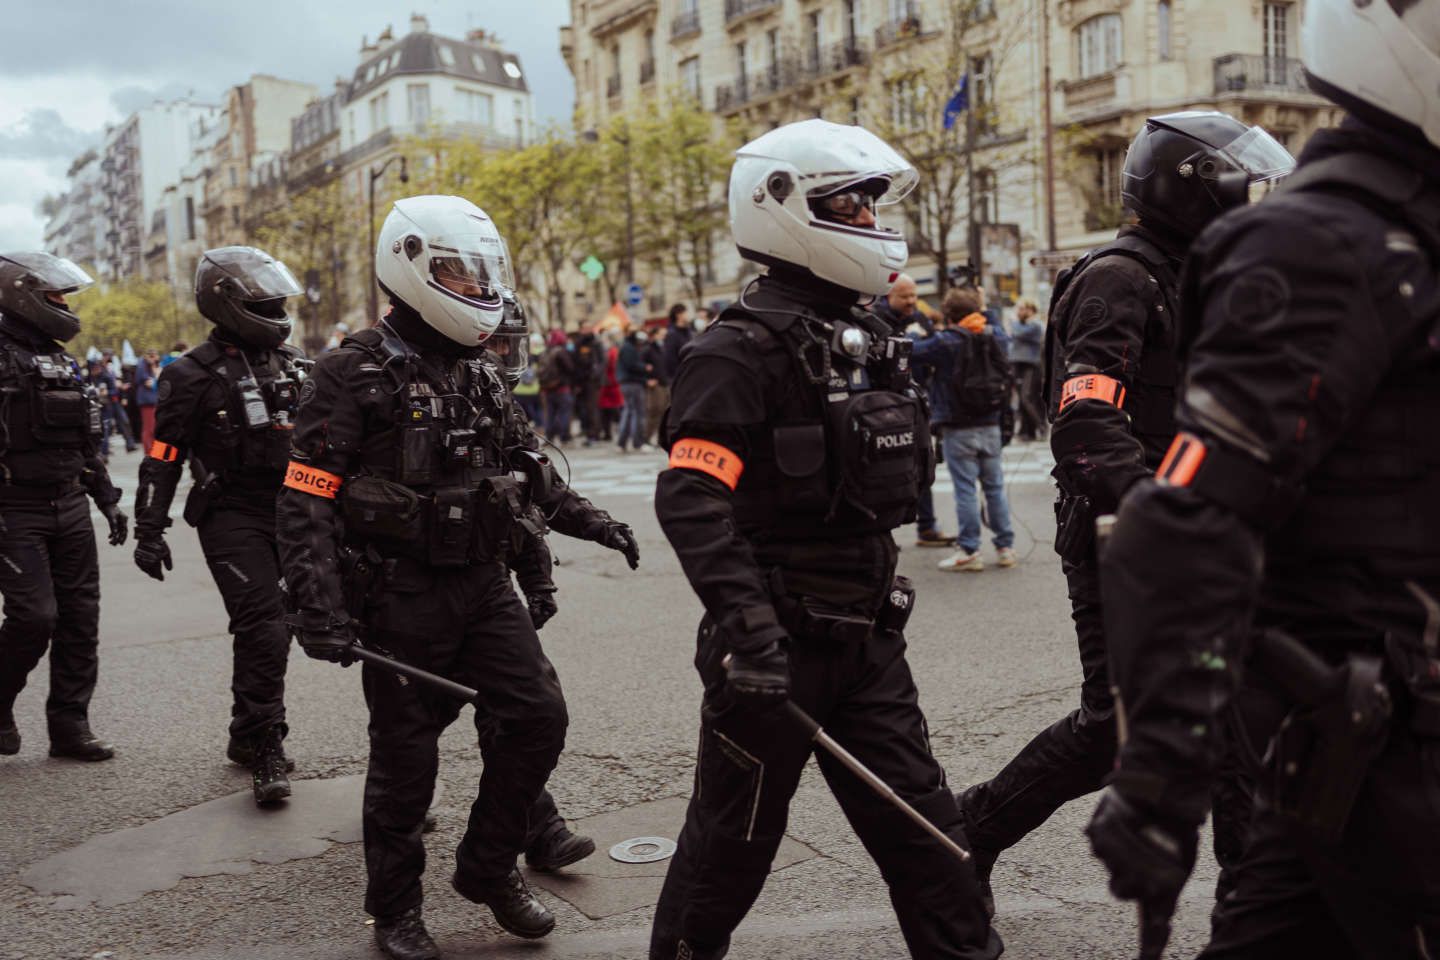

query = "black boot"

[0,709,19,756]
[374,905,440,960]
[451,868,555,939]
[250,727,291,806]
[49,721,114,762]
[525,825,596,872]
[227,733,294,772]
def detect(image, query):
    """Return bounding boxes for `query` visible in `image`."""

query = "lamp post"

[367,154,409,324]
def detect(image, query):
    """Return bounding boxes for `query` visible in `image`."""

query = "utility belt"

[0,479,83,502]
[340,473,537,569]
[768,570,916,643]
[1249,629,1396,845]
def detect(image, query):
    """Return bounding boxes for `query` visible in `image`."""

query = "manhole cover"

[609,836,676,864]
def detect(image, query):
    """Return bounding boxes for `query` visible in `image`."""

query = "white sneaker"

[938,550,984,572]
[996,547,1018,568]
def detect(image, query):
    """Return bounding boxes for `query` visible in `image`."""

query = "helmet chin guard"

[729,119,915,296]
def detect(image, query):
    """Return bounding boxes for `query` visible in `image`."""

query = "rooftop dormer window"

[438,44,456,67]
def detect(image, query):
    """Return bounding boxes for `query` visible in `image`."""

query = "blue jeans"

[618,382,647,449]
[943,425,1014,553]
[544,390,573,441]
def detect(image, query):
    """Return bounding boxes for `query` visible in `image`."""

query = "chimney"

[359,34,377,55]
[410,13,430,34]
[377,25,396,49]
[466,28,501,49]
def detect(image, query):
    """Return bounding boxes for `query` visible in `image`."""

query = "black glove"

[133,536,173,581]
[298,624,357,666]
[724,641,790,708]
[100,503,129,546]
[1086,787,1197,957]
[602,521,640,569]
[526,590,558,630]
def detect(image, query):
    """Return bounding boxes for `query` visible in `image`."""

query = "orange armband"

[283,461,343,499]
[147,440,182,462]
[1157,432,1207,487]
[668,438,744,490]
[1059,374,1127,412]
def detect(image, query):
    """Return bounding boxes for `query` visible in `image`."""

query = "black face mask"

[385,301,483,359]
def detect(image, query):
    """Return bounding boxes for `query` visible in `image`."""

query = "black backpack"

[951,330,1010,419]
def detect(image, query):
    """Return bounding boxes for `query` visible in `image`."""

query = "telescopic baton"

[347,643,479,702]
[783,700,971,865]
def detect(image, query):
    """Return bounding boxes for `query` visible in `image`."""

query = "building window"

[231,205,241,228]
[514,98,525,146]
[1263,2,1290,83]
[680,56,702,101]
[888,74,923,133]
[971,51,994,133]
[1157,0,1172,60]
[407,83,431,125]
[472,52,487,73]
[1097,146,1125,209]
[184,197,196,241]
[456,87,494,126]
[850,95,861,126]
[736,40,749,97]
[228,166,237,187]
[1076,14,1123,79]
[369,92,390,132]
[438,44,455,67]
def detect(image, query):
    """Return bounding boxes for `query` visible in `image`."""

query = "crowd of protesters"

[80,342,189,463]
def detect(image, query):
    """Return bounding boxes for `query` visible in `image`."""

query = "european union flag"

[943,75,969,131]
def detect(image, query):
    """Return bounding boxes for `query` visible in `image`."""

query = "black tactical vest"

[713,287,934,541]
[0,330,100,486]
[185,339,304,486]
[1043,231,1181,468]
[1267,151,1440,574]
[341,327,530,567]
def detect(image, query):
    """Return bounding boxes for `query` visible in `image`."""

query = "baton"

[347,644,479,702]
[784,701,971,864]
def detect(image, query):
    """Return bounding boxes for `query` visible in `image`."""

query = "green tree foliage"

[72,275,206,356]
[252,178,360,348]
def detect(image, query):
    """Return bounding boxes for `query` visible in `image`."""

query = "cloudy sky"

[0,0,575,250]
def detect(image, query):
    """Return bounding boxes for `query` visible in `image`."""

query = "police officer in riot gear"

[0,252,127,761]
[957,111,1294,911]
[132,246,307,804]
[278,195,636,960]
[1089,1,1440,955]
[650,119,999,960]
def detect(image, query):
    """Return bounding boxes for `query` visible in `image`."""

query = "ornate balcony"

[800,39,869,80]
[1212,54,1312,97]
[724,0,779,27]
[670,9,700,39]
[875,15,923,49]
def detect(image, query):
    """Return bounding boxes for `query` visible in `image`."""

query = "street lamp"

[367,154,409,324]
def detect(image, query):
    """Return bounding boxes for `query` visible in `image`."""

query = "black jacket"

[1101,120,1440,826]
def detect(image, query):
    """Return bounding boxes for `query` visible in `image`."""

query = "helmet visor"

[487,330,529,381]
[5,253,94,293]
[1218,126,1296,182]
[217,258,303,300]
[428,236,514,303]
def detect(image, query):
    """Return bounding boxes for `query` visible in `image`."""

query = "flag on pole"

[943,75,970,131]
[121,339,137,366]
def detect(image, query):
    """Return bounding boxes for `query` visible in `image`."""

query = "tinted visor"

[1218,126,1296,182]
[4,252,94,293]
[428,236,514,302]
[208,253,303,299]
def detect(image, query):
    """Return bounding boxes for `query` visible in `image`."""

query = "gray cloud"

[0,109,101,163]
[3,1,573,121]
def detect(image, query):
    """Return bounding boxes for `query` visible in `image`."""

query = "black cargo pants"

[650,616,1001,960]
[360,558,568,919]
[959,556,1116,863]
[197,495,289,742]
[0,490,101,736]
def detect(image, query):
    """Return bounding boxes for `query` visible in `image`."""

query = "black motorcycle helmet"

[0,252,94,342]
[488,292,530,385]
[194,246,302,348]
[1122,111,1296,241]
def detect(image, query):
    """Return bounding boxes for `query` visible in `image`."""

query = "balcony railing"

[875,14,923,48]
[1213,54,1311,97]
[801,39,869,80]
[606,74,622,98]
[639,58,656,85]
[715,61,799,110]
[724,0,779,25]
[671,9,700,39]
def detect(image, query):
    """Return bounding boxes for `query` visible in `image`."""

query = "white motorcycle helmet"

[1303,0,1440,148]
[729,119,917,296]
[376,195,514,346]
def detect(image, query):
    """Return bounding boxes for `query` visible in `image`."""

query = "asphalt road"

[0,441,1222,960]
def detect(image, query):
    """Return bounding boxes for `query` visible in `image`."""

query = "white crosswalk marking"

[93,439,1057,517]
